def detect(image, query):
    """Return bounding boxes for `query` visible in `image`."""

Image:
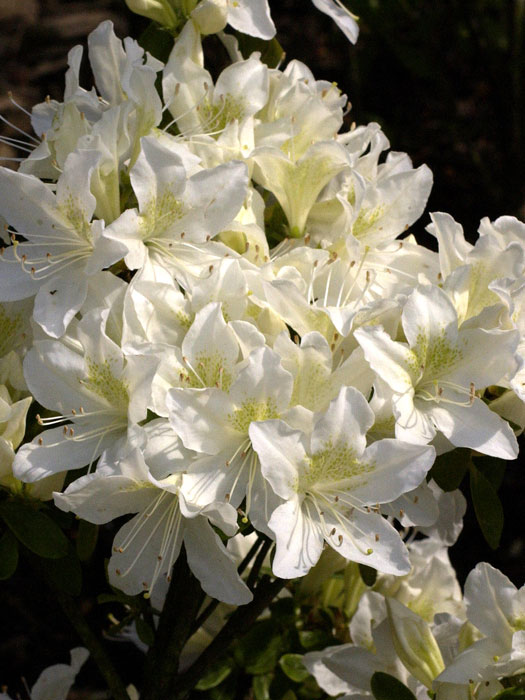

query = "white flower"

[167,345,295,533]
[105,134,248,282]
[0,151,126,337]
[437,563,525,684]
[250,386,435,578]
[13,310,157,482]
[55,432,252,604]
[355,284,520,458]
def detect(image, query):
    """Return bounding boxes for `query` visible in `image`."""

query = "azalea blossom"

[249,386,435,578]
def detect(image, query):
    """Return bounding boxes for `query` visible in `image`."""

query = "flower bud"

[125,0,178,26]
[191,0,228,34]
[386,598,445,689]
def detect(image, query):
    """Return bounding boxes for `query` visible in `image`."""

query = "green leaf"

[195,657,235,690]
[253,673,271,700]
[135,617,155,648]
[234,619,284,674]
[472,455,507,491]
[298,629,333,651]
[39,545,82,596]
[235,34,284,68]
[0,500,69,559]
[138,22,175,64]
[429,448,471,491]
[281,692,297,700]
[358,563,377,586]
[470,464,504,549]
[370,672,418,700]
[206,669,239,700]
[279,654,309,683]
[76,520,98,561]
[492,689,525,699]
[0,528,18,579]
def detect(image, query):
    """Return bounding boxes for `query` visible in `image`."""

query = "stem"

[246,537,272,590]
[169,576,288,700]
[141,550,205,700]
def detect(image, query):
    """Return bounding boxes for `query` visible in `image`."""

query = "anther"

[38,438,43,446]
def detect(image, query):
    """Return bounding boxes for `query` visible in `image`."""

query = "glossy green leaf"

[0,528,18,579]
[492,689,525,699]
[472,455,507,491]
[195,657,235,690]
[370,672,418,700]
[235,34,284,68]
[138,22,175,63]
[279,654,309,683]
[234,619,284,674]
[0,500,69,559]
[76,519,98,561]
[298,629,333,651]
[39,545,82,596]
[429,448,471,491]
[470,464,504,549]
[252,673,271,700]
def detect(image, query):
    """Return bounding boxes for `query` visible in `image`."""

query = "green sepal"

[370,671,418,700]
[0,528,18,579]
[0,500,69,559]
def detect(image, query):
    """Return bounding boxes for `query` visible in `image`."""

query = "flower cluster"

[0,1,523,696]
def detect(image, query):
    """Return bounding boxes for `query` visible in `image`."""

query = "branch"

[169,575,288,699]
[141,549,205,700]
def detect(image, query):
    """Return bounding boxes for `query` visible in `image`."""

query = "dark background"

[0,0,523,695]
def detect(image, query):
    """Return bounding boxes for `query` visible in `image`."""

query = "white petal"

[184,517,252,604]
[167,387,238,454]
[464,563,516,643]
[352,439,435,505]
[428,398,518,459]
[249,419,305,499]
[33,273,87,338]
[310,0,359,43]
[31,647,89,700]
[311,386,374,458]
[13,422,114,482]
[269,498,324,578]
[227,0,276,39]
